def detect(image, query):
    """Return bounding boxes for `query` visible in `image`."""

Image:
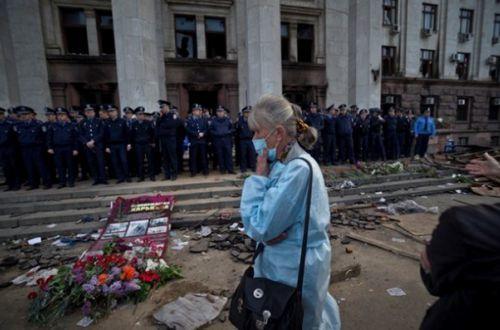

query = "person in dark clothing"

[13,106,52,190]
[322,105,338,165]
[405,110,416,157]
[185,104,209,177]
[209,106,235,174]
[354,108,370,162]
[420,202,500,330]
[236,106,256,173]
[396,108,411,158]
[79,104,107,185]
[47,107,79,188]
[414,108,436,159]
[172,106,185,174]
[156,100,182,181]
[44,107,57,182]
[368,108,386,161]
[132,107,156,182]
[305,102,324,162]
[0,107,20,191]
[384,107,399,160]
[104,105,131,183]
[336,105,355,164]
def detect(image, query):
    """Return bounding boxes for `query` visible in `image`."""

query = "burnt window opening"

[383,0,398,26]
[420,49,436,78]
[97,10,114,55]
[205,17,226,59]
[382,46,396,77]
[489,56,500,82]
[175,15,197,59]
[489,98,500,121]
[297,24,314,63]
[456,97,470,122]
[458,137,469,146]
[381,94,401,116]
[422,4,437,31]
[459,9,473,34]
[494,14,500,39]
[60,7,88,55]
[491,136,500,147]
[281,23,290,61]
[455,52,470,80]
[421,96,439,117]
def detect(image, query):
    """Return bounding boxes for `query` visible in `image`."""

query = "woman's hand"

[256,148,269,176]
[465,153,500,179]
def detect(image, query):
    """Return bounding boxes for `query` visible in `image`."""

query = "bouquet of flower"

[28,238,181,325]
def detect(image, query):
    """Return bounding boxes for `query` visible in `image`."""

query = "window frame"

[96,10,115,55]
[420,95,439,117]
[422,3,437,32]
[59,7,89,55]
[489,98,500,121]
[381,46,397,77]
[459,9,474,34]
[281,22,290,61]
[383,0,398,26]
[174,14,197,59]
[420,49,436,78]
[456,97,470,122]
[205,16,227,60]
[297,23,314,63]
[455,52,470,80]
[494,14,500,38]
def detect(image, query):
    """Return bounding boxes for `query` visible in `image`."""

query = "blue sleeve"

[414,118,420,136]
[240,161,309,242]
[431,120,436,136]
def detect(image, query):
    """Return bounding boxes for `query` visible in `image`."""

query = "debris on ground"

[365,161,405,176]
[386,287,407,297]
[377,200,438,215]
[470,184,500,198]
[153,293,227,329]
[331,209,386,230]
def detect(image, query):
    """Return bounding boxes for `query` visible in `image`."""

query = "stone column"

[0,0,52,112]
[289,22,298,62]
[236,0,249,109]
[244,0,282,105]
[196,15,207,59]
[348,0,382,109]
[85,9,99,56]
[325,0,349,107]
[112,0,166,112]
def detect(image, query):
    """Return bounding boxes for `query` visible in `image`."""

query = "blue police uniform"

[79,117,107,184]
[236,114,256,172]
[0,114,20,190]
[305,112,324,162]
[185,115,209,176]
[13,111,51,189]
[104,117,130,182]
[384,114,399,160]
[156,112,182,180]
[358,116,371,161]
[47,120,78,187]
[209,116,234,174]
[336,114,355,163]
[322,114,337,165]
[414,115,436,158]
[369,112,386,161]
[132,118,156,181]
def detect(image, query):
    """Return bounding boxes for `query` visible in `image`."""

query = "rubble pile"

[330,209,386,230]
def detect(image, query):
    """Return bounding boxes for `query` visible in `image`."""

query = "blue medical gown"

[240,153,341,330]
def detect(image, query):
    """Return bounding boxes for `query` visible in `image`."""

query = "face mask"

[252,130,277,162]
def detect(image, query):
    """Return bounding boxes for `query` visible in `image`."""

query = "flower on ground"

[27,291,38,300]
[82,283,95,294]
[139,271,160,283]
[98,274,108,285]
[120,265,136,281]
[82,300,91,316]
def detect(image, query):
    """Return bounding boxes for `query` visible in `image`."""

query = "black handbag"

[229,157,313,330]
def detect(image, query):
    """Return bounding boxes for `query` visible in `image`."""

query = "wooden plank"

[346,232,420,261]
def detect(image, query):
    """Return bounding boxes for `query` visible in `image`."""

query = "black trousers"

[323,134,337,165]
[213,137,233,172]
[415,134,431,157]
[21,145,51,188]
[54,146,75,185]
[239,139,256,172]
[189,142,208,175]
[85,145,106,183]
[135,143,155,179]
[109,144,129,181]
[159,136,177,178]
[0,145,20,189]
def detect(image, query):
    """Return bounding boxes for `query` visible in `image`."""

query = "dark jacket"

[156,112,182,138]
[131,120,155,145]
[336,114,353,135]
[47,121,78,150]
[104,118,130,145]
[237,116,254,140]
[185,116,209,143]
[209,117,233,138]
[13,120,46,147]
[79,118,104,145]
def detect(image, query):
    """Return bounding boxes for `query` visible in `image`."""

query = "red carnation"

[27,291,38,300]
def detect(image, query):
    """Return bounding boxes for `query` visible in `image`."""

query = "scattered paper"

[27,237,42,245]
[379,198,386,203]
[387,287,406,296]
[375,191,383,195]
[391,238,406,243]
[77,316,94,327]
[455,189,462,194]
[170,239,189,251]
[198,226,212,237]
[46,223,57,228]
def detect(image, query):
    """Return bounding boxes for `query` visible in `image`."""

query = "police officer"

[186,103,209,177]
[79,104,107,185]
[236,106,256,173]
[368,108,386,161]
[104,105,131,183]
[47,107,79,188]
[0,107,20,190]
[132,106,156,182]
[44,107,57,181]
[305,102,324,162]
[172,106,185,174]
[156,100,182,181]
[357,109,371,162]
[13,106,51,190]
[323,105,338,165]
[384,107,399,160]
[336,104,355,164]
[396,108,410,158]
[414,108,436,159]
[209,105,235,174]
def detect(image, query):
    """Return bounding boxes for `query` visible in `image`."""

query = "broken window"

[281,23,290,61]
[421,96,438,117]
[205,17,226,59]
[458,137,469,146]
[456,97,469,122]
[459,9,473,34]
[455,52,470,80]
[60,8,88,54]
[382,46,396,77]
[422,4,437,32]
[491,136,500,147]
[383,0,397,26]
[420,49,436,78]
[97,10,114,55]
[489,98,500,121]
[297,24,314,63]
[490,56,500,82]
[494,14,500,40]
[175,15,197,58]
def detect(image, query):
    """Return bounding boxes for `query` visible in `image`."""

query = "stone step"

[0,186,242,216]
[0,175,243,204]
[326,171,430,188]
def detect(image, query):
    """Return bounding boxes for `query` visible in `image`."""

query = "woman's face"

[253,125,287,151]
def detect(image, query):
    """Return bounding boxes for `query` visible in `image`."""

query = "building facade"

[0,0,499,146]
